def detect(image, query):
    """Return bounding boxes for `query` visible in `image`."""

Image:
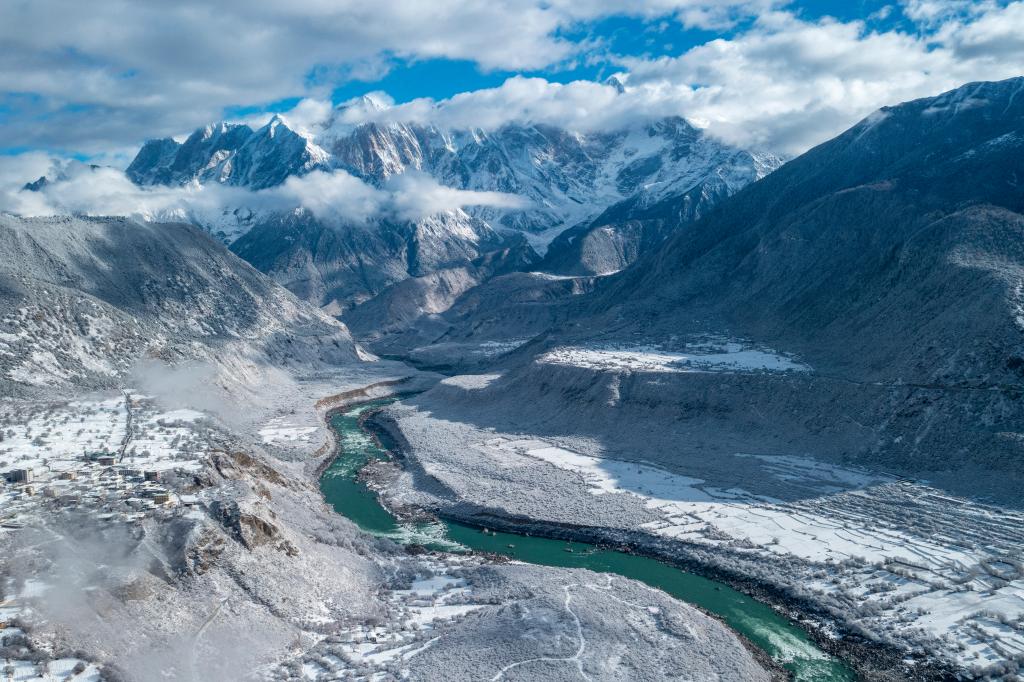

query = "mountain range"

[414,76,1024,490]
[5,75,1024,680]
[124,101,780,311]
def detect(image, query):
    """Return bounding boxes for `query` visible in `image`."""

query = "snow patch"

[539,340,808,374]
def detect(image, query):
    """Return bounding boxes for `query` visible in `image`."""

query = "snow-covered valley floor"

[380,399,1024,678]
[517,439,1024,667]
[539,339,809,374]
[1,369,776,682]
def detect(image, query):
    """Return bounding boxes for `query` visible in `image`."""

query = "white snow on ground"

[0,658,102,682]
[0,392,212,529]
[0,396,127,464]
[1,576,101,681]
[0,303,125,387]
[504,438,1024,674]
[439,374,503,391]
[297,559,487,680]
[539,340,808,374]
[471,339,532,358]
[124,407,207,472]
[0,394,207,475]
[259,418,320,445]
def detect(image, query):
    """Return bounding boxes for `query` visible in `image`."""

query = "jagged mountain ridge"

[124,103,778,314]
[317,112,780,239]
[127,105,780,243]
[127,117,329,190]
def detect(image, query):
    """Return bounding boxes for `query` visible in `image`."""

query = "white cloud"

[900,0,997,24]
[385,172,529,220]
[253,3,1024,156]
[0,152,54,194]
[2,1,1021,160]
[0,0,779,152]
[0,157,527,225]
[333,78,638,131]
[613,5,1024,153]
[270,171,386,223]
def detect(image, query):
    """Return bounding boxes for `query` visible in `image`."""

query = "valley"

[2,61,1024,681]
[371,379,1021,679]
[320,397,853,681]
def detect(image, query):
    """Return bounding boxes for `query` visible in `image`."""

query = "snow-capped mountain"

[124,101,779,312]
[127,117,329,190]
[316,112,771,240]
[128,103,780,244]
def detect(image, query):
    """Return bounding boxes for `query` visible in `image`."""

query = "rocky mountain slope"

[418,76,1024,486]
[538,174,740,275]
[228,208,524,313]
[597,77,1024,382]
[363,77,1024,679]
[0,214,366,396]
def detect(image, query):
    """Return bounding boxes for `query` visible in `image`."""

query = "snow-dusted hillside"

[0,214,366,393]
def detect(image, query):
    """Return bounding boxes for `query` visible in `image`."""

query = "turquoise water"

[321,399,855,681]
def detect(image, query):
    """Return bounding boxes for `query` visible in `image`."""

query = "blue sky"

[327,1,903,105]
[0,0,1022,162]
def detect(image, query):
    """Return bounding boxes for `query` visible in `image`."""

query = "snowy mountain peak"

[127,110,782,246]
[604,75,626,94]
[265,114,287,137]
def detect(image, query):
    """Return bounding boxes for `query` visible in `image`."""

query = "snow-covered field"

[287,555,556,681]
[539,339,809,374]
[259,418,320,446]
[505,438,1024,674]
[295,558,488,680]
[0,656,101,682]
[0,394,207,474]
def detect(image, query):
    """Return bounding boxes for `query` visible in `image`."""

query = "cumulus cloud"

[900,0,998,24]
[0,152,54,195]
[271,171,387,222]
[0,159,251,219]
[289,3,1024,155]
[386,172,529,220]
[0,0,780,152]
[614,4,1024,153]
[3,1,1021,159]
[325,78,639,132]
[0,156,527,225]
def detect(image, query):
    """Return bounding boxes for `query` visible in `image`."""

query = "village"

[0,391,214,681]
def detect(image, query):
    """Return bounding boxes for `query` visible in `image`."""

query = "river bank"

[318,396,876,681]
[369,404,957,680]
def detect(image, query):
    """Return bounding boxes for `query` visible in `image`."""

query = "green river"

[320,399,856,681]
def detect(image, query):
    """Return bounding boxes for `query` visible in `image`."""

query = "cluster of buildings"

[0,451,194,527]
